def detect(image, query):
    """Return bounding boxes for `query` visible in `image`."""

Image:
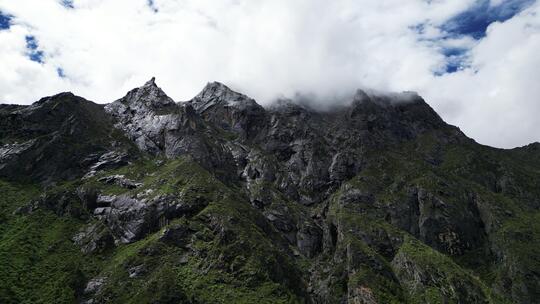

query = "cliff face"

[0,79,538,303]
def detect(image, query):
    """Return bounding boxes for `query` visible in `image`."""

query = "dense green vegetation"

[0,159,307,303]
[0,181,93,303]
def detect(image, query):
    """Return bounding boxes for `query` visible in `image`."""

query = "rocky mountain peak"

[111,78,175,111]
[29,92,84,111]
[190,81,256,113]
[144,76,157,87]
[36,91,76,102]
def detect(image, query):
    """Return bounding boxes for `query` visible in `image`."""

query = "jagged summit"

[195,81,247,101]
[111,77,175,110]
[190,81,257,113]
[145,76,157,86]
[104,78,185,155]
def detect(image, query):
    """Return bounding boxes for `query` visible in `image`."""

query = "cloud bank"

[0,0,539,148]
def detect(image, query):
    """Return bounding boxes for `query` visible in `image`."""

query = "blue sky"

[25,35,44,63]
[443,0,536,38]
[0,0,539,148]
[0,10,11,30]
[435,0,536,73]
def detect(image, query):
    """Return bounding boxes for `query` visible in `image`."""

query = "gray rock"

[93,207,111,217]
[89,190,209,245]
[98,174,142,189]
[158,223,191,247]
[72,222,114,254]
[96,195,115,207]
[296,223,323,258]
[190,82,268,140]
[84,277,106,295]
[414,187,485,256]
[84,151,130,179]
[105,78,238,180]
[0,139,35,170]
[128,264,146,278]
[106,195,149,244]
[77,186,98,210]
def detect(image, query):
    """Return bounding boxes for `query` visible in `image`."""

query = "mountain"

[0,79,539,304]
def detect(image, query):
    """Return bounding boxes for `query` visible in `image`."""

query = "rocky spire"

[145,77,157,87]
[112,77,175,110]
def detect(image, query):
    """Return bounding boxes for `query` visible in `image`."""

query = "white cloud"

[0,0,538,148]
[419,2,540,148]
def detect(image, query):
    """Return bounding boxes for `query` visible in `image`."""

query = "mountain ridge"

[0,79,539,303]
